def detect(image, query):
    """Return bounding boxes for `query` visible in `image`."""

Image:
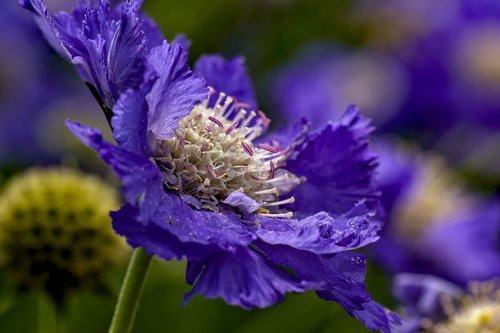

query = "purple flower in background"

[22,0,400,331]
[393,274,500,333]
[272,45,408,130]
[372,140,500,285]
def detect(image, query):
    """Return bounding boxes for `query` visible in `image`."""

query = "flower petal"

[65,120,163,223]
[146,41,208,139]
[111,69,157,155]
[195,54,257,109]
[184,246,313,309]
[256,202,380,255]
[21,0,151,109]
[258,243,401,333]
[287,106,379,217]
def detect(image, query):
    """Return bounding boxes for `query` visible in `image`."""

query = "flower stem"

[108,247,153,333]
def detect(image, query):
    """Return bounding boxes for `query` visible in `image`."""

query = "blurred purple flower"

[271,46,408,129]
[22,0,400,331]
[371,140,500,285]
[393,274,500,333]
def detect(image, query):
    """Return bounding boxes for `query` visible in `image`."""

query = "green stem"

[108,247,153,333]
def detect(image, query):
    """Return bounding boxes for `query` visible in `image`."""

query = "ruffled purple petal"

[172,33,191,53]
[255,202,380,255]
[19,0,72,59]
[66,120,163,223]
[287,106,379,217]
[184,246,313,309]
[257,243,400,333]
[21,0,152,109]
[111,69,157,156]
[146,41,208,139]
[194,54,257,109]
[111,204,207,261]
[152,192,254,253]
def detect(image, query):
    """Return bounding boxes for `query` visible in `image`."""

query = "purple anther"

[233,101,252,110]
[269,161,276,179]
[225,122,239,135]
[258,111,271,128]
[241,141,254,156]
[207,165,218,179]
[208,116,224,129]
[258,143,280,153]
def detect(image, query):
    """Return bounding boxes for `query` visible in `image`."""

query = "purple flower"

[271,46,408,130]
[393,274,500,333]
[372,140,500,285]
[22,0,400,331]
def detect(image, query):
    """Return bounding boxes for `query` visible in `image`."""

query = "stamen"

[258,212,293,219]
[241,111,256,129]
[233,109,247,124]
[263,197,295,207]
[258,143,280,153]
[257,111,271,128]
[253,187,278,196]
[233,101,252,110]
[241,141,254,156]
[208,116,224,129]
[269,161,276,178]
[225,122,239,135]
[207,165,218,179]
[214,92,226,107]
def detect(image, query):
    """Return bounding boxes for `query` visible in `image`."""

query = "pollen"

[0,168,127,302]
[153,89,300,216]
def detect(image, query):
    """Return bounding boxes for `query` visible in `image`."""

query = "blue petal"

[287,106,379,217]
[184,246,313,309]
[195,54,257,109]
[111,204,207,261]
[111,69,157,155]
[256,202,381,255]
[113,191,255,262]
[172,33,191,53]
[19,0,72,59]
[222,191,261,214]
[146,41,208,139]
[66,120,163,223]
[152,192,254,253]
[21,0,151,109]
[258,243,401,333]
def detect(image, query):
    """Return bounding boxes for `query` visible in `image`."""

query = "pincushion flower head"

[0,168,126,302]
[393,274,500,333]
[21,0,399,331]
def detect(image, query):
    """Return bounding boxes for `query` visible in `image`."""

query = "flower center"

[153,89,300,217]
[423,281,500,333]
[393,155,473,238]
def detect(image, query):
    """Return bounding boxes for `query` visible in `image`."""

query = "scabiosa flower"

[393,274,500,333]
[21,0,400,331]
[372,140,500,284]
[0,168,126,302]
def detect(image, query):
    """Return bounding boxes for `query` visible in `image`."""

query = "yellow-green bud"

[0,168,127,301]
